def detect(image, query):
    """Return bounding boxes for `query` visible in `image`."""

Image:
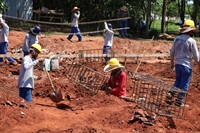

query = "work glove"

[106,87,111,94]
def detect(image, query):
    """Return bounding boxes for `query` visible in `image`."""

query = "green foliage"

[151,19,180,34]
[33,0,196,35]
[151,19,161,31]
[0,0,7,11]
[34,0,150,22]
[148,28,160,39]
[167,1,179,17]
[151,0,162,18]
[166,20,180,33]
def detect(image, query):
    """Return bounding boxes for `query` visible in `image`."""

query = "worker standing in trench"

[103,58,127,97]
[22,26,41,57]
[0,14,17,65]
[168,20,200,107]
[18,44,44,102]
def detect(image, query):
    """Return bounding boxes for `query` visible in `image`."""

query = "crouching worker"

[18,44,44,102]
[103,58,127,97]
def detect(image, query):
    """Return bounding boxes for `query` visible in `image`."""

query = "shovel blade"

[49,90,63,103]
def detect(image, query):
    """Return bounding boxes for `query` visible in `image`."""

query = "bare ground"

[0,30,200,133]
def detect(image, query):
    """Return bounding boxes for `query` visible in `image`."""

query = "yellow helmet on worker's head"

[179,19,197,33]
[30,44,42,53]
[183,20,195,28]
[103,58,124,72]
[108,58,120,66]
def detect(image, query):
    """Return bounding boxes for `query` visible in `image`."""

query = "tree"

[191,0,200,24]
[145,0,151,37]
[161,0,168,33]
[178,0,186,24]
[0,0,7,13]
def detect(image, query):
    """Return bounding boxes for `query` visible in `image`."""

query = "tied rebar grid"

[128,72,187,118]
[67,62,109,93]
[79,49,114,63]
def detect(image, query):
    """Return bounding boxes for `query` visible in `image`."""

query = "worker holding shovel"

[104,58,127,97]
[18,44,44,102]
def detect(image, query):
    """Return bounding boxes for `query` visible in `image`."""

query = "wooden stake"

[124,50,127,66]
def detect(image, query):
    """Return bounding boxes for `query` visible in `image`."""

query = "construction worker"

[137,16,146,34]
[0,14,17,65]
[67,7,82,42]
[103,22,114,64]
[18,44,44,102]
[104,58,127,97]
[22,26,41,57]
[118,5,130,38]
[168,20,200,107]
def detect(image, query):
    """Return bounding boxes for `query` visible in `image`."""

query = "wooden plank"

[40,16,62,19]
[0,53,169,58]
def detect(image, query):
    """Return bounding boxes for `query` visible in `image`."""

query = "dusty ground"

[0,30,200,133]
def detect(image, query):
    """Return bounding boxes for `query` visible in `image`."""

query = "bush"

[148,28,160,39]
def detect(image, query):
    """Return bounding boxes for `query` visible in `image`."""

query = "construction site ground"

[0,30,200,133]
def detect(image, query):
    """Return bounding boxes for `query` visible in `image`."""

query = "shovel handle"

[44,66,56,92]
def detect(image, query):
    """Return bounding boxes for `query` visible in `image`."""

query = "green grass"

[151,19,180,34]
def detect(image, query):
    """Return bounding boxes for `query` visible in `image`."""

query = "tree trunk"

[192,0,200,24]
[161,0,167,33]
[53,0,61,10]
[145,0,151,38]
[180,0,185,23]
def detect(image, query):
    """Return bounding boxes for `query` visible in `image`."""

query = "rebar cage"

[78,49,115,63]
[129,72,187,118]
[67,62,109,93]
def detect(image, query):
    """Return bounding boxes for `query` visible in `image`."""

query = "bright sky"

[187,1,193,5]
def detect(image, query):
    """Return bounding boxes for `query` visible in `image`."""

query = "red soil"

[0,30,200,133]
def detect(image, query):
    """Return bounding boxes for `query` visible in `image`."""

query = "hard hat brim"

[103,64,124,72]
[71,7,80,12]
[178,27,198,33]
[30,28,41,35]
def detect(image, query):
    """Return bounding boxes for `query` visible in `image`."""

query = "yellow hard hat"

[108,58,120,66]
[30,44,42,53]
[104,58,124,72]
[179,20,197,33]
[183,20,195,28]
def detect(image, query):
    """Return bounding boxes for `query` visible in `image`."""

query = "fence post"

[124,50,127,66]
[17,9,22,26]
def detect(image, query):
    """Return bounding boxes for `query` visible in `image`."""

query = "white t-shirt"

[103,23,114,47]
[18,56,39,88]
[0,18,9,43]
[170,34,200,69]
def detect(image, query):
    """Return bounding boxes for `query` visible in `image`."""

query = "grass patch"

[151,19,180,34]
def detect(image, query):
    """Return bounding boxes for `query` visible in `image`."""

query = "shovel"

[44,66,63,103]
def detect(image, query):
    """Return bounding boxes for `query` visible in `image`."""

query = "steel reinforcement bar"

[66,62,109,93]
[128,72,187,118]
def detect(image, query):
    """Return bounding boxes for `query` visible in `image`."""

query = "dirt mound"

[0,30,200,132]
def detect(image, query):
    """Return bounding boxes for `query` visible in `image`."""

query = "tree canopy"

[0,0,7,12]
[32,0,200,34]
